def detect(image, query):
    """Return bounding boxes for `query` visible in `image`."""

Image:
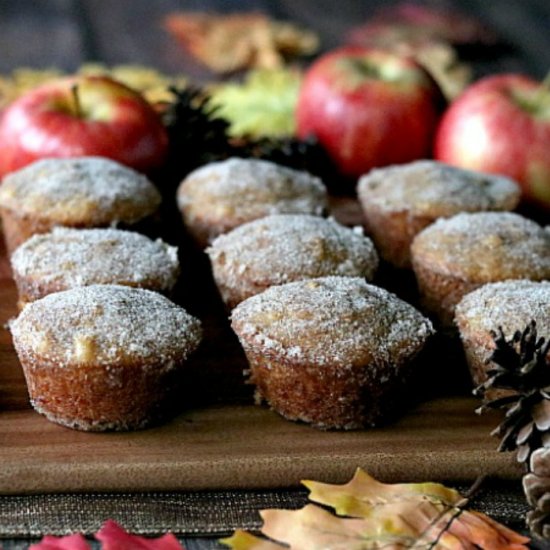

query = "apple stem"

[71,84,83,118]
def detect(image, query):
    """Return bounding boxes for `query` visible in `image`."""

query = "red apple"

[0,75,168,177]
[295,47,444,179]
[434,73,550,209]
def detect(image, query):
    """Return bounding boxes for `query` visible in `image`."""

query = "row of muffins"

[0,155,338,430]
[1,155,549,431]
[0,158,196,430]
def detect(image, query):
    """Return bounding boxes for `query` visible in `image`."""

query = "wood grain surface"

[0,197,522,495]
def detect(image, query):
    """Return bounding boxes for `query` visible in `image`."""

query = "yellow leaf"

[304,468,462,518]
[220,470,530,550]
[220,529,286,549]
[262,504,414,549]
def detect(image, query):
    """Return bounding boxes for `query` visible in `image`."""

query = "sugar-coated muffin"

[206,214,379,309]
[176,157,328,247]
[411,212,550,325]
[0,157,161,254]
[10,285,202,431]
[455,280,550,391]
[10,227,180,308]
[231,276,433,430]
[357,160,520,269]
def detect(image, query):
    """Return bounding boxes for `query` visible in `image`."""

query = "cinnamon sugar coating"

[207,214,379,308]
[357,160,520,268]
[10,285,202,431]
[231,276,433,429]
[176,157,328,247]
[455,280,550,390]
[11,227,180,307]
[0,157,161,253]
[411,212,550,325]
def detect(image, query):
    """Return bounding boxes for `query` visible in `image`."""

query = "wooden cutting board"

[0,198,522,495]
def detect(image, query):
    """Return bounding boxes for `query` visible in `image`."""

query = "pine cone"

[524,446,550,538]
[475,321,550,539]
[475,321,550,464]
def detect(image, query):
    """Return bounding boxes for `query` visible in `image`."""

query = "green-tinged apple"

[0,75,168,178]
[295,47,444,180]
[434,73,550,209]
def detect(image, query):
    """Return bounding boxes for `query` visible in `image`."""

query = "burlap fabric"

[0,482,529,539]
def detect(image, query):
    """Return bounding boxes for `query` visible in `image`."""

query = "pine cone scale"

[531,447,550,478]
[475,321,550,539]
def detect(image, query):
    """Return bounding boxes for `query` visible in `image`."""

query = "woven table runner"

[0,482,530,539]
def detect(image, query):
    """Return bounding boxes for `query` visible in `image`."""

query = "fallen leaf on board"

[221,468,530,549]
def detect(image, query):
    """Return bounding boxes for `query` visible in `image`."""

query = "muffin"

[0,156,161,254]
[231,276,433,430]
[176,157,328,247]
[357,160,520,269]
[206,214,379,309]
[411,212,550,326]
[455,280,550,390]
[10,285,202,431]
[10,227,180,308]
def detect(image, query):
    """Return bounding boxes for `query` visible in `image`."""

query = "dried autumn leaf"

[305,469,529,549]
[96,519,184,550]
[222,469,530,550]
[0,64,186,110]
[29,534,91,550]
[164,12,318,73]
[31,521,185,550]
[209,68,302,138]
[304,468,462,514]
[220,529,286,549]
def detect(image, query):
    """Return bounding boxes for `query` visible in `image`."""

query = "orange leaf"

[222,469,530,550]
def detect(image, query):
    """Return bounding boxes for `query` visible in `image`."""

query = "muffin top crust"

[358,160,520,216]
[10,285,202,366]
[0,157,161,225]
[11,227,180,294]
[231,276,433,368]
[411,212,550,282]
[455,280,550,337]
[177,157,327,228]
[207,214,379,286]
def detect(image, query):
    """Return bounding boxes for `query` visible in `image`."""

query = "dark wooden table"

[0,1,549,548]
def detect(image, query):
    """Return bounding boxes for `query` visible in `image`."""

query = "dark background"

[0,0,549,80]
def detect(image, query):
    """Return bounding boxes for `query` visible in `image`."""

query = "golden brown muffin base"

[1,206,161,257]
[13,274,175,311]
[0,207,56,256]
[13,277,68,310]
[411,259,480,326]
[181,212,240,249]
[213,274,271,311]
[18,349,185,431]
[361,206,435,270]
[242,347,407,430]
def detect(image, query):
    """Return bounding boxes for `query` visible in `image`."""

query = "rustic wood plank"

[0,197,523,495]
